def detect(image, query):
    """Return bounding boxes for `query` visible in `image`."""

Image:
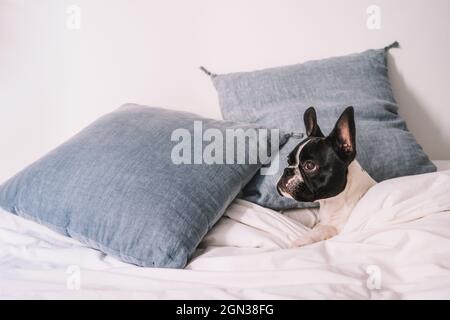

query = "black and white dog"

[277,107,376,247]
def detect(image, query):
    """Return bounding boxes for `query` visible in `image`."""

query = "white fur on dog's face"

[278,140,310,199]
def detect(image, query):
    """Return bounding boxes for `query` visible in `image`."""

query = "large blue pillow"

[207,43,436,210]
[0,104,274,268]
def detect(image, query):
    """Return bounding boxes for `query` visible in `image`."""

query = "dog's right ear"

[303,107,324,137]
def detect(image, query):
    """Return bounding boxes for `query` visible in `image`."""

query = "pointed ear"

[303,107,324,137]
[327,106,356,164]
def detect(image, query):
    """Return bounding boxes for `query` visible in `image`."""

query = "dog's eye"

[303,160,318,172]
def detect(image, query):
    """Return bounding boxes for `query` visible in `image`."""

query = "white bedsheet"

[1,169,450,299]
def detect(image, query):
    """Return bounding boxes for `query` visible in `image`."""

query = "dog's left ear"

[304,107,324,137]
[327,106,356,164]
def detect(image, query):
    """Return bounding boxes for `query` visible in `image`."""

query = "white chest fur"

[317,160,376,231]
[292,160,376,247]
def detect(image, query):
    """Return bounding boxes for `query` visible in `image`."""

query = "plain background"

[1,0,449,183]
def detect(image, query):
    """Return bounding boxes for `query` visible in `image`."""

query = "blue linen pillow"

[207,42,436,210]
[0,104,275,268]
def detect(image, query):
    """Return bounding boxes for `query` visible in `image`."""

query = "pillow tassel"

[199,66,217,78]
[384,41,400,51]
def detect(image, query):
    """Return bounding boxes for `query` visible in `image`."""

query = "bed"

[1,161,450,299]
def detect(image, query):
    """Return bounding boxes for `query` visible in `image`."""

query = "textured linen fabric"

[210,45,436,210]
[0,104,273,268]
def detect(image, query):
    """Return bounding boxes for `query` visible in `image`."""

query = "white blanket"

[1,170,450,299]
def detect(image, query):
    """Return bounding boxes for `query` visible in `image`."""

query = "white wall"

[1,0,449,183]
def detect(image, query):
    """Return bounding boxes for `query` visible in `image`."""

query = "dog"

[277,106,376,247]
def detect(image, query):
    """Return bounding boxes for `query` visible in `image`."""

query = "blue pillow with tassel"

[204,42,436,210]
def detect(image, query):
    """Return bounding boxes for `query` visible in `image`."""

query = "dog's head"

[277,106,356,202]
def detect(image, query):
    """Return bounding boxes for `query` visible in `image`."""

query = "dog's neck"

[317,160,376,231]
